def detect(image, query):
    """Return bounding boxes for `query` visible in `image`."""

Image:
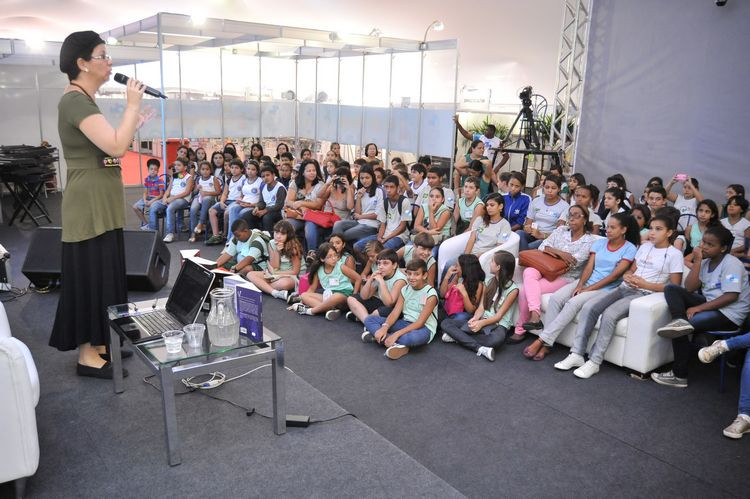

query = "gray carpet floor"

[1,192,749,498]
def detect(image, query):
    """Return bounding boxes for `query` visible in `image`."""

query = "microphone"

[113,73,168,99]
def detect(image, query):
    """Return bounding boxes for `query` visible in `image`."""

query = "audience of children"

[136,145,750,438]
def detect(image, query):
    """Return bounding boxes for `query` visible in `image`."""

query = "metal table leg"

[159,365,181,466]
[271,340,286,435]
[110,327,124,394]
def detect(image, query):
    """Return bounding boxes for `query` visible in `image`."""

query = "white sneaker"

[163,233,175,243]
[650,370,688,388]
[723,414,750,439]
[477,346,495,362]
[554,353,585,371]
[140,224,151,231]
[441,332,456,343]
[325,309,341,321]
[385,344,409,359]
[656,318,694,338]
[273,290,289,301]
[698,340,728,364]
[573,360,600,379]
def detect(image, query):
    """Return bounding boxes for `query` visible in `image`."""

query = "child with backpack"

[214,219,271,276]
[353,174,412,252]
[246,220,305,301]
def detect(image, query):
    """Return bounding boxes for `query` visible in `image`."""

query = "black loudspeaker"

[22,227,170,291]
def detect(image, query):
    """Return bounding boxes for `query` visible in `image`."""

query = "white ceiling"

[0,0,564,104]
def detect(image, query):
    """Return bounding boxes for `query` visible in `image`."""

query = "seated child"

[453,176,485,235]
[189,160,222,242]
[652,225,750,388]
[214,219,270,276]
[684,199,720,268]
[346,249,408,324]
[412,187,453,246]
[288,242,359,321]
[397,232,437,287]
[246,220,304,301]
[354,175,412,252]
[133,158,165,228]
[557,214,683,379]
[439,253,485,321]
[440,251,518,361]
[362,258,439,360]
[721,196,750,257]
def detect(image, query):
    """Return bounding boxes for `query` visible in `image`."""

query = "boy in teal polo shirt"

[362,258,439,359]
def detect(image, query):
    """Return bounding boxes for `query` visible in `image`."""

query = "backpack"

[229,230,272,269]
[385,195,411,230]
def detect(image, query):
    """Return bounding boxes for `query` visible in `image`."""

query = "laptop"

[111,259,216,344]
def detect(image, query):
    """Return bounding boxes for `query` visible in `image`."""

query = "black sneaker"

[522,320,544,331]
[287,292,301,305]
[345,311,360,323]
[77,362,129,379]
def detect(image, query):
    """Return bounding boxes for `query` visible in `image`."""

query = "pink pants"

[515,267,570,334]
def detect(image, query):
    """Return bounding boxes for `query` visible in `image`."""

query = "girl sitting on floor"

[439,253,485,321]
[288,242,359,321]
[246,220,305,302]
[440,251,519,362]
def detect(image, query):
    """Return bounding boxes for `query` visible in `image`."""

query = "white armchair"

[437,230,520,285]
[0,302,40,498]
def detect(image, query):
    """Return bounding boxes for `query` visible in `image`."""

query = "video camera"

[519,86,533,109]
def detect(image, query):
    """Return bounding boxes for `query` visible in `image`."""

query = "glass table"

[108,301,285,466]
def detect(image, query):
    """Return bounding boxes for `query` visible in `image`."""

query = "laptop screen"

[165,259,215,324]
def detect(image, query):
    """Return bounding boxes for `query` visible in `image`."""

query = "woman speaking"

[49,31,147,378]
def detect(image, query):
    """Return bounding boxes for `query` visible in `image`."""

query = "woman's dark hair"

[328,232,354,258]
[544,174,563,190]
[260,155,273,163]
[374,167,387,184]
[469,140,483,153]
[728,195,750,213]
[295,159,323,190]
[244,159,260,176]
[223,144,237,156]
[509,171,526,186]
[250,143,264,159]
[631,203,651,228]
[704,225,735,254]
[308,242,336,280]
[696,199,720,227]
[195,147,207,161]
[727,184,745,198]
[275,143,289,160]
[59,31,105,81]
[568,204,592,233]
[482,193,505,226]
[229,158,245,171]
[549,164,564,177]
[411,163,427,178]
[457,254,485,308]
[483,251,515,312]
[211,151,224,166]
[647,176,664,187]
[364,143,379,157]
[301,148,312,158]
[569,172,586,187]
[575,184,597,206]
[610,212,641,247]
[611,173,628,191]
[650,214,678,243]
[358,164,378,198]
[417,155,432,166]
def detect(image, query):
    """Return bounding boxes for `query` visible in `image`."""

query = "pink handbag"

[298,273,310,294]
[444,285,465,316]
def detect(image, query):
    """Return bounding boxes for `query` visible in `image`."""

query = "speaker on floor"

[21,227,170,291]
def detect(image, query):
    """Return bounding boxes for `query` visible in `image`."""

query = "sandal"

[506,332,527,344]
[532,345,551,361]
[523,338,544,359]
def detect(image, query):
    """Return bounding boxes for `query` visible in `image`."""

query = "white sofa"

[437,231,520,286]
[515,260,678,374]
[0,302,40,498]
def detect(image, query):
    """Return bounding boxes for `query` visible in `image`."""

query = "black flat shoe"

[522,320,544,331]
[100,349,133,361]
[506,333,527,344]
[76,362,129,379]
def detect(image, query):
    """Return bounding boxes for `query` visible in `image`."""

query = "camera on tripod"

[519,86,533,108]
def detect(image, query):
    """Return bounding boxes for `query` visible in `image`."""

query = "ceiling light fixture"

[24,36,45,52]
[106,36,118,45]
[419,20,444,50]
[190,14,207,26]
[329,32,340,42]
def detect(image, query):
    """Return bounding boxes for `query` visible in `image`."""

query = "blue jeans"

[440,318,507,352]
[149,198,188,233]
[363,316,431,347]
[190,196,215,232]
[353,234,406,253]
[726,332,750,416]
[289,218,320,252]
[332,220,379,245]
[227,203,254,232]
[516,229,543,251]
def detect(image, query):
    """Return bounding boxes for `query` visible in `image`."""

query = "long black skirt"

[49,229,128,351]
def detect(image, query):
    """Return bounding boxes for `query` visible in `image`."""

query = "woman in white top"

[332,163,385,250]
[510,204,597,342]
[284,159,326,252]
[149,157,194,243]
[721,196,750,257]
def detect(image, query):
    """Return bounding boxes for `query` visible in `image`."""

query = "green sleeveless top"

[458,196,484,222]
[421,203,452,238]
[318,259,354,296]
[58,92,125,242]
